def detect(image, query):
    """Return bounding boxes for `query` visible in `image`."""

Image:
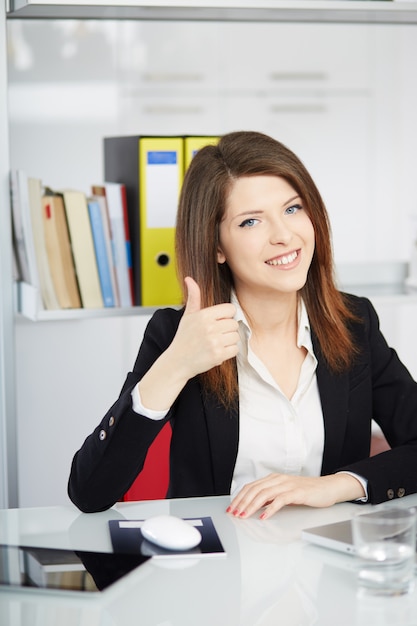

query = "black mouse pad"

[109,516,226,558]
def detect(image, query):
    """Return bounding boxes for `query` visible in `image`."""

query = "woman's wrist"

[330,472,367,503]
[138,348,190,412]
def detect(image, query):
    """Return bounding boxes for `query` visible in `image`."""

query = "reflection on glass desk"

[0,543,150,594]
[1,494,417,626]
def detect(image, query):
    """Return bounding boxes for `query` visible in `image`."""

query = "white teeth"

[266,251,298,266]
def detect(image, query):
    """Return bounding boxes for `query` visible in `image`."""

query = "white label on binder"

[146,151,178,228]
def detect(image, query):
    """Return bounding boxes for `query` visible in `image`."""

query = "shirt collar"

[297,298,311,351]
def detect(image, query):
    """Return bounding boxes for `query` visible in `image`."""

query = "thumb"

[184,276,201,314]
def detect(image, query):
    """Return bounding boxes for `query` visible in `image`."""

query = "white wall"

[6,19,417,506]
[15,313,152,507]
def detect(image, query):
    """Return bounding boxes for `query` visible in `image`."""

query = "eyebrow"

[233,194,301,219]
[284,194,301,206]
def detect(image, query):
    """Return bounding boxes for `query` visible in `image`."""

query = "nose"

[269,216,292,245]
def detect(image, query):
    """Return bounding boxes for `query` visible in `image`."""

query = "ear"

[217,246,226,264]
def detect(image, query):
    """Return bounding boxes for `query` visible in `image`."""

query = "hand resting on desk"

[227,472,365,520]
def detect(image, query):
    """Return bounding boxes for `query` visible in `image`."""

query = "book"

[27,177,60,310]
[61,189,103,309]
[42,190,82,309]
[92,183,133,307]
[108,516,226,559]
[10,169,38,287]
[24,546,85,588]
[118,183,135,305]
[91,192,120,305]
[11,244,20,281]
[87,198,116,307]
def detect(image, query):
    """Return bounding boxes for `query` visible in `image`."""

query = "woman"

[68,131,417,518]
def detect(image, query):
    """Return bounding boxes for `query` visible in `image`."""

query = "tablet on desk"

[302,513,417,564]
[302,518,357,555]
[0,543,150,595]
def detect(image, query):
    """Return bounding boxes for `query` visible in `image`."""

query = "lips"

[265,250,299,266]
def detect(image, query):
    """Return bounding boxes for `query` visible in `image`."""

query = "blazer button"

[397,487,406,498]
[99,429,107,441]
[109,416,115,427]
[387,488,394,499]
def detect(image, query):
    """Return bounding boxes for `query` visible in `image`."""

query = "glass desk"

[1,494,417,626]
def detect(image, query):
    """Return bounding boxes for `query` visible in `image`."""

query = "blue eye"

[238,218,259,228]
[285,204,302,215]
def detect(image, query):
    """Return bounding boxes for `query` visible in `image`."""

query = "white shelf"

[343,286,417,305]
[14,281,167,321]
[7,1,417,24]
[16,306,159,322]
[338,261,417,304]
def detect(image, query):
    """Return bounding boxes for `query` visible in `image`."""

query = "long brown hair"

[176,131,359,407]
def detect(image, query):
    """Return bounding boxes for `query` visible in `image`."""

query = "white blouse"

[230,296,324,496]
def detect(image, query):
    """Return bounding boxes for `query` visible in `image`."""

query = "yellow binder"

[184,136,219,171]
[138,137,184,306]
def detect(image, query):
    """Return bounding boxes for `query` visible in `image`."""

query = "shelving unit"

[7,0,417,24]
[0,2,17,509]
[2,1,417,509]
[17,298,159,322]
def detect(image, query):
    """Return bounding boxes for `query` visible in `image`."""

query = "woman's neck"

[236,289,299,339]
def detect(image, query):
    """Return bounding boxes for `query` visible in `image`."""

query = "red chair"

[122,423,172,501]
[370,432,390,456]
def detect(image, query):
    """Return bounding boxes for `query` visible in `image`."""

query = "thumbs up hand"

[183,275,203,315]
[173,276,239,379]
[138,277,239,412]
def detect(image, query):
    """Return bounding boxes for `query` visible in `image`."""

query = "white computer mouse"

[141,515,202,551]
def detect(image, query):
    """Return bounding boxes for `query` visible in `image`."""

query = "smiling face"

[217,175,315,301]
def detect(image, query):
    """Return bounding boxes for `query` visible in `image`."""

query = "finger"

[260,491,299,520]
[228,475,287,518]
[210,317,239,338]
[240,490,289,520]
[238,489,278,518]
[227,484,263,517]
[184,276,201,314]
[259,503,285,520]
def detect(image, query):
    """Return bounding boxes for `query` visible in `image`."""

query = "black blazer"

[68,294,417,513]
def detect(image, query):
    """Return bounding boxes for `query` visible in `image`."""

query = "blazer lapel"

[202,391,239,495]
[313,335,350,475]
